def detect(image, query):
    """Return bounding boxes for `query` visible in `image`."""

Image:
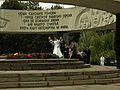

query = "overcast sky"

[0,1,75,9]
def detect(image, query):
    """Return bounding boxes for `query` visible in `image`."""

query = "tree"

[51,4,63,10]
[21,1,43,10]
[76,30,116,64]
[1,0,43,10]
[1,0,23,10]
[0,0,44,54]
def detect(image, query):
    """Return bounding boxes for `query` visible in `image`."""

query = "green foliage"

[1,0,23,10]
[1,0,43,10]
[46,53,59,58]
[31,53,42,59]
[0,34,51,54]
[90,55,100,65]
[77,31,116,65]
[15,54,27,59]
[20,1,43,10]
[51,4,63,10]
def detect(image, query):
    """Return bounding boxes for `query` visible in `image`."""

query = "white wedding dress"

[53,39,63,58]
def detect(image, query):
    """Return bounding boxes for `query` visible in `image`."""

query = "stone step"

[0,78,120,88]
[0,67,119,88]
[0,67,119,73]
[0,59,79,63]
[0,73,119,83]
[29,63,90,70]
[0,59,84,70]
[0,69,119,77]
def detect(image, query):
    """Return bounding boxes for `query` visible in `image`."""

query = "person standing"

[47,37,53,53]
[60,37,65,56]
[71,42,77,59]
[105,55,111,66]
[64,43,69,58]
[69,44,73,59]
[85,48,91,64]
[100,55,105,66]
[53,37,63,58]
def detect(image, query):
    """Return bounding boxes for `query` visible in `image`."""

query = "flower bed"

[5,53,59,59]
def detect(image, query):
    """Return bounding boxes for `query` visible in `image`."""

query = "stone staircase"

[0,68,120,88]
[0,59,119,89]
[0,59,90,70]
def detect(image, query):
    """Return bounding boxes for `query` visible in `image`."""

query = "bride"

[52,37,63,58]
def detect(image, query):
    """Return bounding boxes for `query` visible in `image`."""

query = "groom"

[47,36,53,53]
[60,37,65,57]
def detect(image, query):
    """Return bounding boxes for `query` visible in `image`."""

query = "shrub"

[46,53,59,58]
[7,54,15,59]
[41,53,48,59]
[32,53,42,59]
[90,55,100,65]
[15,54,27,59]
[7,54,27,59]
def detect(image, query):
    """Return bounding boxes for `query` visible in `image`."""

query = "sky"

[0,0,75,9]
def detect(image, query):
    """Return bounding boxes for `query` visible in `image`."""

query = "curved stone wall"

[0,7,116,33]
[75,8,116,30]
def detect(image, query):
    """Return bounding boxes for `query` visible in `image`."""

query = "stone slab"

[89,75,106,79]
[43,73,65,77]
[20,77,45,82]
[0,77,18,82]
[48,80,73,86]
[65,72,83,76]
[0,66,10,70]
[112,78,120,83]
[83,71,99,75]
[20,81,48,87]
[0,74,18,78]
[73,79,95,85]
[70,75,89,80]
[10,66,23,70]
[0,82,19,88]
[98,70,119,74]
[105,73,119,78]
[46,76,69,81]
[95,79,113,84]
[20,73,43,77]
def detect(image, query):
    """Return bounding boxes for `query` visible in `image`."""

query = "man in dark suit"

[60,37,65,56]
[47,37,53,53]
[85,48,91,64]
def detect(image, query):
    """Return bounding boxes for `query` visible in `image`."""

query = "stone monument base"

[0,58,90,70]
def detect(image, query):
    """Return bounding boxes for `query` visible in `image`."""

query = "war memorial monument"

[0,0,120,88]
